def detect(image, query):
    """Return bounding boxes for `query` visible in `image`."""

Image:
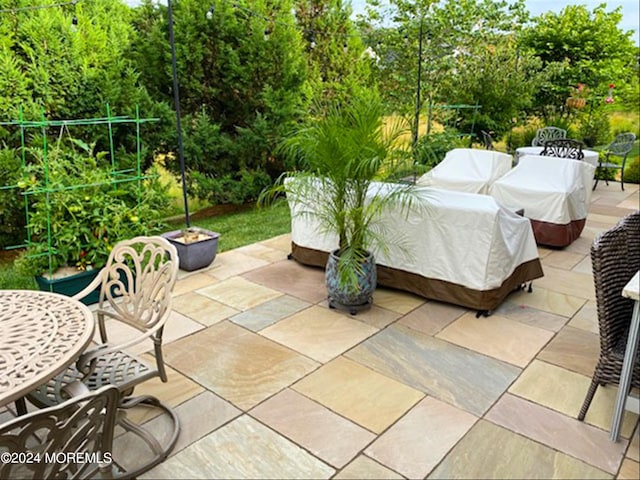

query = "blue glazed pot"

[325,249,376,313]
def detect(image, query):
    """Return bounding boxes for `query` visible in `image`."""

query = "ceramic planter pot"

[162,228,220,272]
[325,249,377,314]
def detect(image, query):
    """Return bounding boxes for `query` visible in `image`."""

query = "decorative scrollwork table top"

[0,290,94,408]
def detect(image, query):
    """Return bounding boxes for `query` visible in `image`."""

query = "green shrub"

[507,124,538,151]
[0,148,26,249]
[190,169,273,206]
[578,110,611,147]
[414,130,466,168]
[624,157,640,184]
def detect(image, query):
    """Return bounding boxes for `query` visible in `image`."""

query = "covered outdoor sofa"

[489,155,596,247]
[288,182,543,313]
[416,148,513,194]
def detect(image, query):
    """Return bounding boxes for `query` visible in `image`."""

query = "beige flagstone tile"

[486,394,627,474]
[114,390,241,467]
[493,301,568,332]
[204,250,270,280]
[537,325,599,377]
[293,356,424,434]
[350,304,402,329]
[365,396,477,479]
[617,196,640,210]
[346,324,520,416]
[398,301,466,336]
[564,235,596,256]
[196,276,282,311]
[230,295,310,331]
[627,426,639,461]
[568,300,599,334]
[537,246,553,258]
[164,321,318,410]
[260,305,378,363]
[618,459,640,480]
[250,389,375,468]
[572,254,593,275]
[589,213,626,226]
[234,242,288,263]
[508,286,586,318]
[123,357,205,425]
[172,272,218,296]
[436,312,554,368]
[534,265,595,301]
[140,415,335,479]
[172,291,239,326]
[508,360,638,438]
[242,259,327,303]
[543,250,587,270]
[334,456,403,479]
[372,287,425,314]
[429,420,611,479]
[259,233,292,252]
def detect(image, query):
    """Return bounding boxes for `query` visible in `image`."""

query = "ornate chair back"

[0,386,119,480]
[607,132,636,157]
[532,126,567,146]
[541,138,585,161]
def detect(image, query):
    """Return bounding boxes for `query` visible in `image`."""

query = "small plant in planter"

[262,95,420,313]
[15,140,168,302]
[161,226,220,272]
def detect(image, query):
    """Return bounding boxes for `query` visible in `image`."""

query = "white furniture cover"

[289,181,543,312]
[416,148,513,194]
[489,155,596,247]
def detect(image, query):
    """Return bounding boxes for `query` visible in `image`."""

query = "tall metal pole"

[167,0,190,227]
[412,16,424,156]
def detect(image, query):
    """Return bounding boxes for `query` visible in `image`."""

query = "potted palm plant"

[262,95,419,314]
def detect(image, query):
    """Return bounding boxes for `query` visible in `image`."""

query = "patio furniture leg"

[578,379,599,421]
[14,398,27,416]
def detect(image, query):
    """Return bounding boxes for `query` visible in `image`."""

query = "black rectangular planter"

[162,228,220,272]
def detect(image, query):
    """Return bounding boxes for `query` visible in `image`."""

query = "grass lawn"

[0,201,291,290]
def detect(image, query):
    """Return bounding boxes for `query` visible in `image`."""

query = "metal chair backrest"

[607,132,636,158]
[540,138,585,161]
[0,386,119,480]
[532,126,567,146]
[97,236,179,335]
[481,130,495,150]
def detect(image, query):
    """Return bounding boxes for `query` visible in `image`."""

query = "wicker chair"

[541,138,585,161]
[27,236,180,477]
[578,211,640,421]
[593,132,636,191]
[0,385,119,480]
[532,126,567,147]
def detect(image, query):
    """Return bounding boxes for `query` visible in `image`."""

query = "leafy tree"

[294,0,373,111]
[360,0,534,138]
[131,0,309,187]
[520,4,639,117]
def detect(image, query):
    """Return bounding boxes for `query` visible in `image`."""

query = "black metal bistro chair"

[540,138,585,161]
[593,132,636,191]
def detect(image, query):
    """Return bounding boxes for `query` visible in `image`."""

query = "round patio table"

[0,290,94,409]
[516,146,599,167]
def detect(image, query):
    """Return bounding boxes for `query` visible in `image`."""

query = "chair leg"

[578,379,599,421]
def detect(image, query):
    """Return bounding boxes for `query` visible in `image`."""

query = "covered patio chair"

[488,155,595,247]
[416,148,513,194]
[593,132,636,191]
[541,138,585,161]
[0,385,119,479]
[578,211,640,421]
[27,236,180,478]
[531,126,567,146]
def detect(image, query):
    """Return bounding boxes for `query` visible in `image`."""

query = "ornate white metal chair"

[531,126,567,146]
[0,385,119,480]
[27,236,180,478]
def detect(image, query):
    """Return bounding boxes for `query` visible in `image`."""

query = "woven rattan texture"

[579,211,640,420]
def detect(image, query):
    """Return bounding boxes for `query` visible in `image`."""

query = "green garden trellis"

[0,103,158,282]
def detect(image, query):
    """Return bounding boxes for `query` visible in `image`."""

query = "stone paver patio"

[3,182,639,479]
